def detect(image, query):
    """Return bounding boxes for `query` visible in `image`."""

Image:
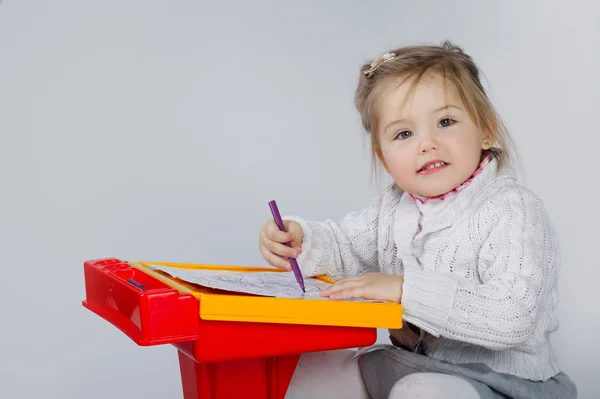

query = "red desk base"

[178,351,300,399]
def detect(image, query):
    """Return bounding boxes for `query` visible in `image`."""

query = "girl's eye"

[395,130,413,140]
[438,118,455,128]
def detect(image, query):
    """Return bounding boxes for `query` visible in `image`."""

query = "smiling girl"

[259,41,576,399]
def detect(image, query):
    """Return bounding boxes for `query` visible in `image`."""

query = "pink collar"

[409,153,491,205]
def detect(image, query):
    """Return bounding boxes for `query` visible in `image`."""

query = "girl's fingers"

[269,229,296,243]
[338,276,363,282]
[322,280,363,296]
[262,227,299,257]
[329,286,367,300]
[264,239,299,259]
[259,227,301,271]
[260,244,291,270]
[266,223,296,243]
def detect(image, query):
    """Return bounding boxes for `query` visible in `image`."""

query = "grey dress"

[357,324,577,399]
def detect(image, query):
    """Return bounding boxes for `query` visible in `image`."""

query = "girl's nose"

[418,132,439,153]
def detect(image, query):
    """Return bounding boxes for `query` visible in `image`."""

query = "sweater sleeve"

[400,187,559,350]
[284,187,395,279]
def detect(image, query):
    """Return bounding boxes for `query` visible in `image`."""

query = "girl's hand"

[321,273,404,303]
[259,219,304,271]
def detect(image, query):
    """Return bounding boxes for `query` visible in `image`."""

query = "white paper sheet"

[148,264,331,299]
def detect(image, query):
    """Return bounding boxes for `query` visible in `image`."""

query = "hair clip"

[363,52,397,77]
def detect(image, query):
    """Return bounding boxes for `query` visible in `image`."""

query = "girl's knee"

[388,373,480,399]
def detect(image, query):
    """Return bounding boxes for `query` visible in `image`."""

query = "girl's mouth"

[418,161,449,174]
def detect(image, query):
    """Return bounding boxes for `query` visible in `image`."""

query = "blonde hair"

[354,40,516,172]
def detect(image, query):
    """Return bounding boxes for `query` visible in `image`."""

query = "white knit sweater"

[286,157,562,381]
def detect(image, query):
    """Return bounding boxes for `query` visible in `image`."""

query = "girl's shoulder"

[367,182,406,206]
[475,168,553,225]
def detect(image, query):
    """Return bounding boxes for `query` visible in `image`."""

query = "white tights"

[284,350,481,399]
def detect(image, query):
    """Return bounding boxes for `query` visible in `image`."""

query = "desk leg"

[178,351,300,399]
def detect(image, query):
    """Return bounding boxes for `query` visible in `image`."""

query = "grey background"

[1,0,598,398]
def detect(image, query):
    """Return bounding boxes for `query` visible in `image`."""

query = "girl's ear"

[481,119,496,150]
[481,136,495,150]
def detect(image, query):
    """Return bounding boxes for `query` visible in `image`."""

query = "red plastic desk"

[82,258,378,398]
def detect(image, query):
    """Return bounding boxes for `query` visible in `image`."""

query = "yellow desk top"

[131,261,403,329]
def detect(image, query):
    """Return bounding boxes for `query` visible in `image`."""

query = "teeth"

[423,162,446,171]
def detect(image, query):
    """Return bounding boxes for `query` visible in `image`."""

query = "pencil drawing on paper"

[195,272,329,299]
[149,264,330,299]
[190,271,331,299]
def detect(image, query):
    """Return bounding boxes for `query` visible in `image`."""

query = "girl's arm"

[400,187,558,350]
[285,186,398,280]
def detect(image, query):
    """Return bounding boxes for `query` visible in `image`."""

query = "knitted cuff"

[401,268,459,336]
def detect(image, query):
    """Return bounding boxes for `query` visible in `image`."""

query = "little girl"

[259,41,576,399]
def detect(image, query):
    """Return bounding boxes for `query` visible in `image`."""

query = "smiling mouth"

[418,161,449,174]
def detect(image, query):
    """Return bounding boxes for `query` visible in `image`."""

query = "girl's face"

[376,73,492,197]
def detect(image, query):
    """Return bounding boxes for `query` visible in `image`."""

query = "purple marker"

[268,200,306,293]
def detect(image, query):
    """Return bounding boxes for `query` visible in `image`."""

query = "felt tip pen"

[268,200,306,293]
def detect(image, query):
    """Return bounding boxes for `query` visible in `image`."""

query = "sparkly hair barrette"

[362,52,397,77]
